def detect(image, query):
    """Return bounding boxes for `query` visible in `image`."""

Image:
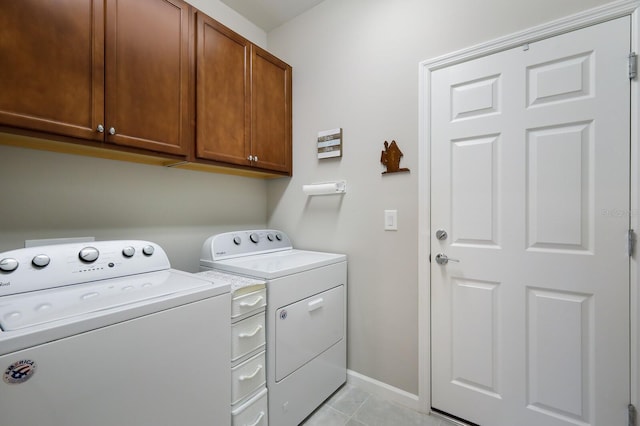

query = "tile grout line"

[348,393,371,425]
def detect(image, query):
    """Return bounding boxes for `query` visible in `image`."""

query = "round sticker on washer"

[3,360,37,384]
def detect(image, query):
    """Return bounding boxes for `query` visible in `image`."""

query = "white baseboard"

[346,369,424,413]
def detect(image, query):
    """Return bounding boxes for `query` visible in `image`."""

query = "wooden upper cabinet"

[195,15,292,175]
[0,0,105,141]
[105,0,191,156]
[0,0,191,157]
[251,45,292,175]
[0,1,290,176]
[195,12,251,166]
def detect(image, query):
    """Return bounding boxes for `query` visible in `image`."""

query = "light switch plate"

[384,210,398,231]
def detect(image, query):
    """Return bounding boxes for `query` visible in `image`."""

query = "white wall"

[0,144,267,272]
[265,0,616,395]
[0,0,269,272]
[186,0,267,47]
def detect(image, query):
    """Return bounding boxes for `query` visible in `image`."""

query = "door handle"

[434,253,459,265]
[308,297,324,312]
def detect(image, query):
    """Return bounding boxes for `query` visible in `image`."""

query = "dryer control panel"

[201,230,292,262]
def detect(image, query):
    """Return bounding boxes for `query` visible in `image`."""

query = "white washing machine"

[0,240,231,426]
[200,229,347,426]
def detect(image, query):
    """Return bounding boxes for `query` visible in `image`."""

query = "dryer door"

[275,285,344,381]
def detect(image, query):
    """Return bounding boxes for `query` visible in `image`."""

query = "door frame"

[418,0,640,415]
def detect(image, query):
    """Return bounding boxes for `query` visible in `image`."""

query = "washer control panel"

[202,229,292,261]
[0,240,170,297]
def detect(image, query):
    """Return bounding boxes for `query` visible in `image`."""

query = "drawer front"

[232,352,266,405]
[232,289,267,319]
[232,313,266,362]
[232,388,268,426]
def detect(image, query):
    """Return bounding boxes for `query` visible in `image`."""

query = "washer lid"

[211,249,346,280]
[0,270,222,331]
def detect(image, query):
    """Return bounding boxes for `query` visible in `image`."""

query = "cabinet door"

[0,0,104,141]
[195,13,251,166]
[105,0,191,156]
[251,46,292,175]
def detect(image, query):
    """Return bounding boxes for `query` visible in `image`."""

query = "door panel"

[195,13,251,166]
[527,288,592,421]
[526,122,592,251]
[275,285,344,381]
[251,46,292,174]
[0,0,104,141]
[105,0,191,156]
[431,16,630,426]
[451,135,499,246]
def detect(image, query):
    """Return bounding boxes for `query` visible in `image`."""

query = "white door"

[431,16,631,426]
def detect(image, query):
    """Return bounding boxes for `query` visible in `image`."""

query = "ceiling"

[220,0,325,31]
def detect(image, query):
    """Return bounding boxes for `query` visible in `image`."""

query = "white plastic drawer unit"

[275,285,344,382]
[232,388,268,426]
[232,312,266,362]
[232,351,266,405]
[232,288,267,320]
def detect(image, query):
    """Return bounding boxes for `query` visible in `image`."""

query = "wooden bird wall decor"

[380,140,410,174]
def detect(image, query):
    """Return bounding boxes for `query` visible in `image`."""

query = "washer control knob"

[142,245,155,256]
[267,233,274,241]
[233,236,242,245]
[0,258,19,272]
[275,233,283,241]
[250,233,260,244]
[79,247,99,263]
[32,254,50,268]
[122,246,135,258]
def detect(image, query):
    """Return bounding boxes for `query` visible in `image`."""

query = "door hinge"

[629,229,636,257]
[629,52,637,80]
[629,403,636,426]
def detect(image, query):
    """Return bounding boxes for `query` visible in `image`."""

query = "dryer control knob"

[32,254,50,268]
[142,245,155,256]
[275,233,283,241]
[233,236,242,245]
[267,233,274,241]
[79,247,99,263]
[0,258,19,272]
[122,246,135,258]
[250,233,260,244]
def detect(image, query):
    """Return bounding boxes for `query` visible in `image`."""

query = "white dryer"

[0,240,231,426]
[200,230,347,426]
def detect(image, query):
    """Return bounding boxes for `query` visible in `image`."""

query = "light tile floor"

[301,384,460,426]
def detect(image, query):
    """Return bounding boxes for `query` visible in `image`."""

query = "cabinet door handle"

[239,296,264,308]
[254,156,258,162]
[96,124,105,133]
[109,127,116,135]
[247,412,265,426]
[239,364,263,381]
[247,155,254,161]
[238,324,263,338]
